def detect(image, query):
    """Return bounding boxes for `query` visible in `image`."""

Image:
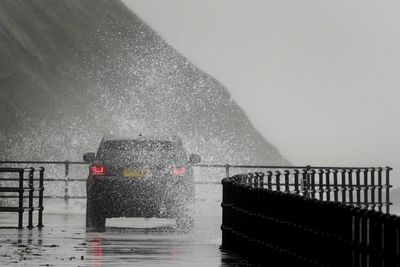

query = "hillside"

[0,0,288,165]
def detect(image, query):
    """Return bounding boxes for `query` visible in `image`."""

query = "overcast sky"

[122,0,400,186]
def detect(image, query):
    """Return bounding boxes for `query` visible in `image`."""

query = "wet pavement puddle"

[0,212,239,266]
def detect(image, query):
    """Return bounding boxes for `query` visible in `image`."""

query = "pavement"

[0,186,241,266]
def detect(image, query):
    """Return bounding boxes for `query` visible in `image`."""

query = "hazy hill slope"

[0,0,288,165]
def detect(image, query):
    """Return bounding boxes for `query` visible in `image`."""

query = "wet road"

[0,197,240,266]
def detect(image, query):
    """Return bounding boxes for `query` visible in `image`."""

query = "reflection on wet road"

[0,198,239,266]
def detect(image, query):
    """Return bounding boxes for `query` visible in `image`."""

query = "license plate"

[123,168,151,178]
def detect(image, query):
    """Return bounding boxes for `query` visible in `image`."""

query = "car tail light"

[90,165,106,176]
[173,166,186,176]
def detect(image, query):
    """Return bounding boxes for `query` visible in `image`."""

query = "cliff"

[0,0,288,165]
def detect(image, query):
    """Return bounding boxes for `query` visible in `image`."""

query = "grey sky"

[122,0,400,186]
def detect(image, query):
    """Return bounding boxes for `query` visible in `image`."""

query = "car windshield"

[98,140,186,167]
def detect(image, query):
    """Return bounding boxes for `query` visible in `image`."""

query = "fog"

[123,0,400,187]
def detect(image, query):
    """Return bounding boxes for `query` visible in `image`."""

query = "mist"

[0,1,398,265]
[123,0,400,187]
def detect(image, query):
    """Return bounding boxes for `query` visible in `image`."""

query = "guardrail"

[0,167,45,229]
[0,161,87,208]
[221,171,398,267]
[0,161,392,213]
[203,164,392,213]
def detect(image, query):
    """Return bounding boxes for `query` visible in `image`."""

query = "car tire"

[86,196,106,232]
[175,208,195,233]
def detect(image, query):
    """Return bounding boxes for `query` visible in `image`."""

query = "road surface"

[0,190,241,266]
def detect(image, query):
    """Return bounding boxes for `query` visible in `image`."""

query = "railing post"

[363,169,369,210]
[301,168,309,197]
[333,169,339,202]
[348,169,353,206]
[325,169,331,201]
[18,170,24,229]
[340,169,347,204]
[370,168,376,211]
[225,164,230,178]
[377,167,383,213]
[27,167,34,229]
[221,177,234,250]
[385,167,392,214]
[267,171,273,190]
[247,173,254,188]
[284,170,290,193]
[64,161,70,209]
[37,167,45,227]
[275,171,281,191]
[293,170,300,194]
[355,169,361,208]
[310,169,316,199]
[318,169,324,200]
[259,172,264,189]
[253,172,259,188]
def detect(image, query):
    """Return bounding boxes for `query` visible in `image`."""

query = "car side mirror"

[189,154,201,164]
[83,152,96,163]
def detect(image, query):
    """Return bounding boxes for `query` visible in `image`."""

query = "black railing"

[0,167,45,228]
[199,164,393,213]
[0,161,87,208]
[221,171,398,267]
[0,161,393,212]
[1,161,231,206]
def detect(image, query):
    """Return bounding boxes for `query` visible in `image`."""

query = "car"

[83,135,201,231]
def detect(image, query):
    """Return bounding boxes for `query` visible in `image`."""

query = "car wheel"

[86,196,106,232]
[175,207,195,233]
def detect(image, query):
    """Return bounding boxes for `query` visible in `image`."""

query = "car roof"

[102,134,182,143]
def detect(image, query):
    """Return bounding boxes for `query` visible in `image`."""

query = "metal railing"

[0,161,393,213]
[0,167,45,229]
[197,164,393,213]
[0,161,87,208]
[221,171,399,267]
